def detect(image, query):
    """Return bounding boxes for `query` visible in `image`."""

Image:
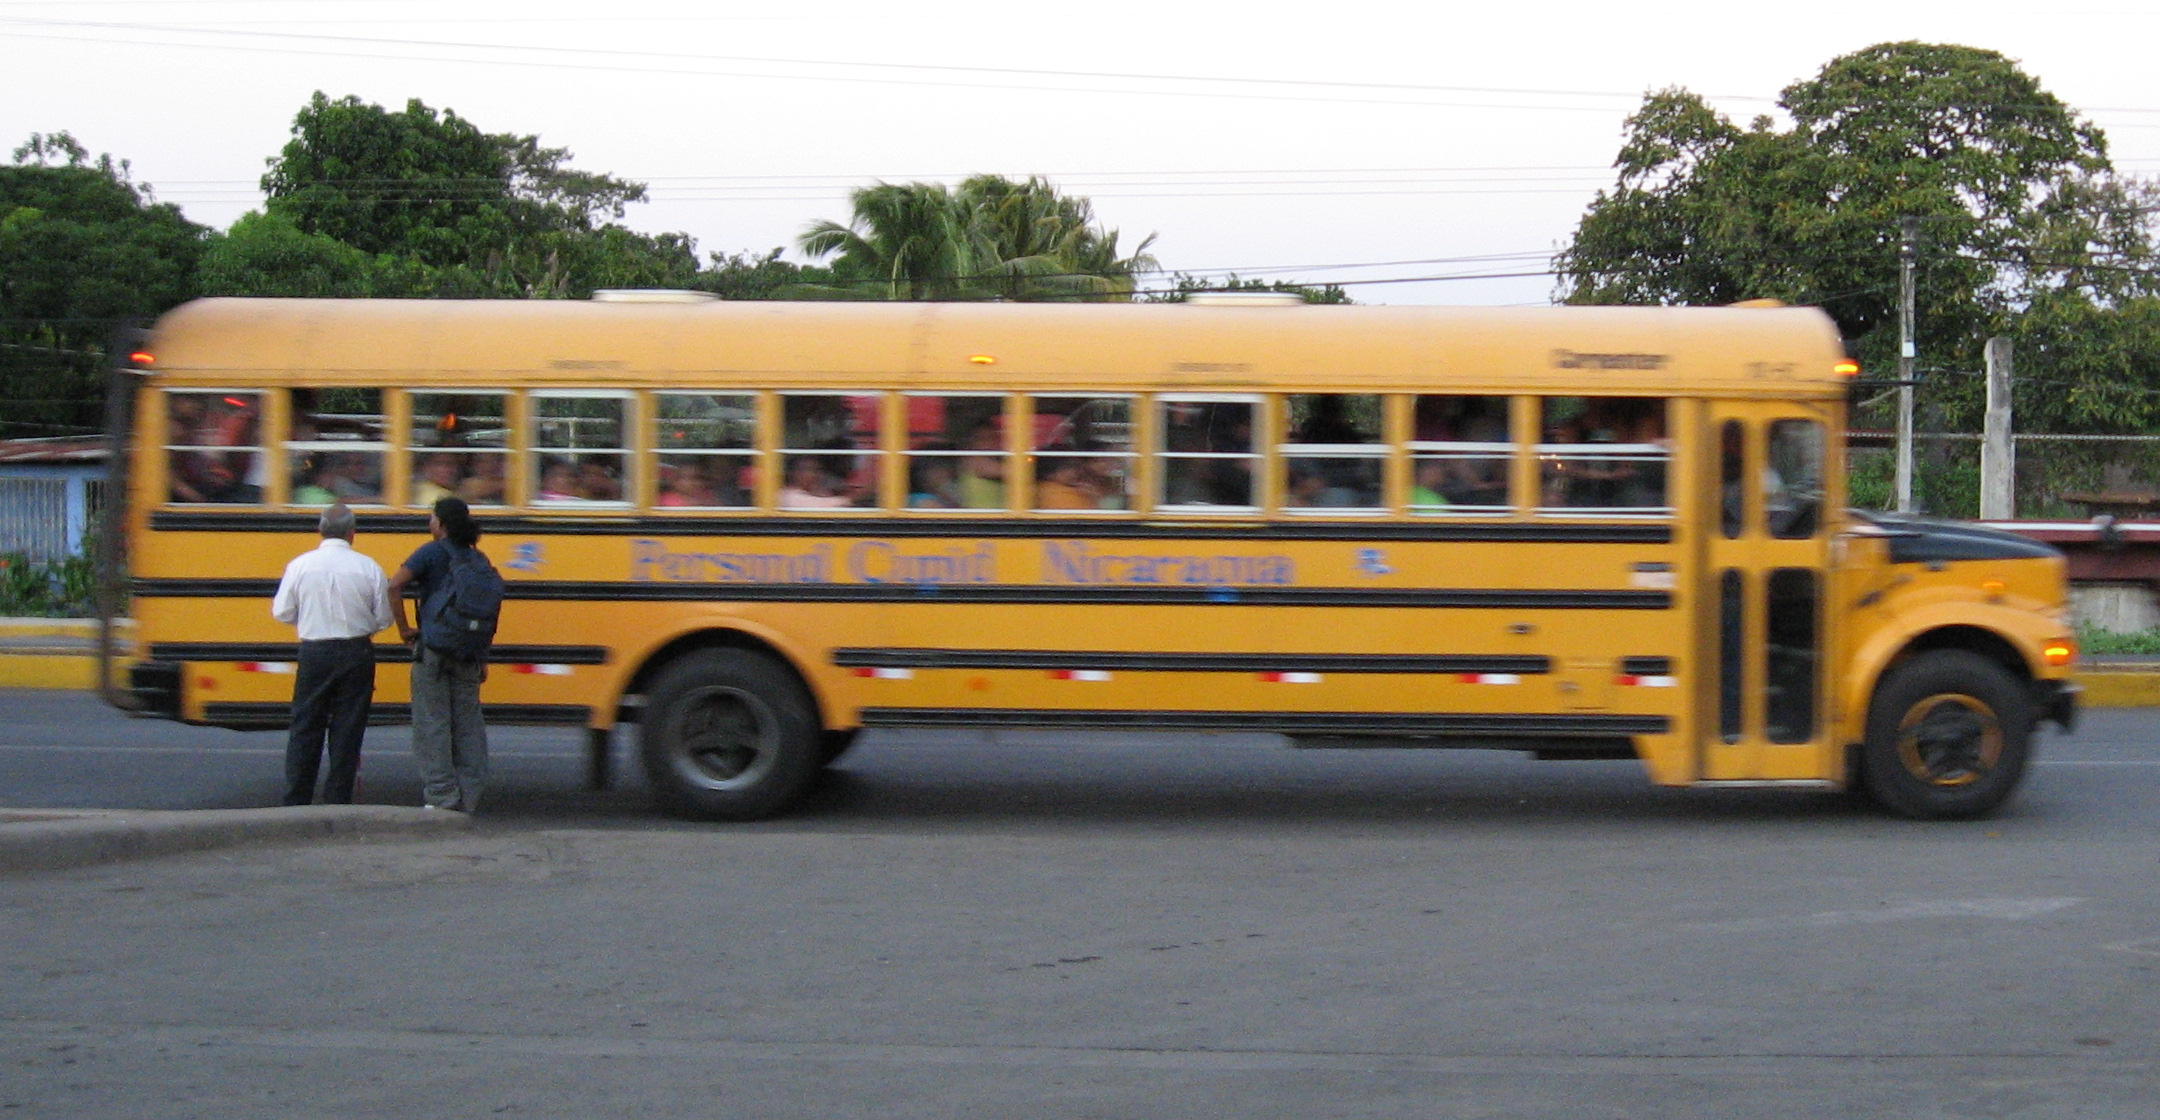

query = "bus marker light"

[854,667,914,680]
[2044,642,2075,668]
[1835,359,1861,377]
[129,350,156,367]
[969,354,997,365]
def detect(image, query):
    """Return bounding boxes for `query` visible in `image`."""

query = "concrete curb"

[0,805,475,875]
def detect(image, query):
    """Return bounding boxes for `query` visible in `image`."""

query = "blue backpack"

[424,546,504,661]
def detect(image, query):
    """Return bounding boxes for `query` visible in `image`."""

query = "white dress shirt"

[271,538,394,641]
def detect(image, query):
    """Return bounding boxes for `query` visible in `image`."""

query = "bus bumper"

[2036,678,2079,733]
[128,660,182,720]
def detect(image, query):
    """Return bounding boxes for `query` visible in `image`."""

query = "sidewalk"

[0,616,129,691]
[0,805,473,874]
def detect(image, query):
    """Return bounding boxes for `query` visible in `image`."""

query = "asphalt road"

[4,690,2159,1118]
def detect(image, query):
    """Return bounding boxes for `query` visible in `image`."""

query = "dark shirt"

[401,539,455,648]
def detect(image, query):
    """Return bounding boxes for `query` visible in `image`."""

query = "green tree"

[796,176,1156,301]
[258,92,695,297]
[1555,42,2139,397]
[197,211,430,297]
[1146,272,1353,305]
[0,132,205,438]
[691,248,838,300]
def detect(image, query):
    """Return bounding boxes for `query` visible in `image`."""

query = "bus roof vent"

[591,289,719,304]
[1183,291,1306,308]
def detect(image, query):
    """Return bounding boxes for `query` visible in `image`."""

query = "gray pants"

[410,646,489,811]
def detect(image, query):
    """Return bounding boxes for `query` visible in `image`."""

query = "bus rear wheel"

[1861,650,2034,820]
[640,650,820,821]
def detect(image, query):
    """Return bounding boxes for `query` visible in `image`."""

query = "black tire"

[1861,650,2034,820]
[639,650,821,821]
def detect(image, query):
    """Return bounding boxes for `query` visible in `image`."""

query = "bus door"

[1698,404,1835,781]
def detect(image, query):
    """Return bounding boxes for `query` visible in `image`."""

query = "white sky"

[5,0,2158,306]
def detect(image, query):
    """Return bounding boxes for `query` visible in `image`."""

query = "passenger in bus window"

[1284,463,1328,508]
[1410,458,1451,510]
[456,453,504,505]
[1034,455,1104,510]
[908,454,962,509]
[414,452,462,507]
[537,458,581,501]
[577,459,622,501]
[779,456,856,509]
[959,422,1006,508]
[1443,415,1510,506]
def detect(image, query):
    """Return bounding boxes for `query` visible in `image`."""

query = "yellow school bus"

[105,293,2078,820]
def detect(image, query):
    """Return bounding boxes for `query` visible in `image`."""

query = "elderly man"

[271,503,393,805]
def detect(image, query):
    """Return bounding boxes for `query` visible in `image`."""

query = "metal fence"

[1850,433,2160,520]
[0,477,104,562]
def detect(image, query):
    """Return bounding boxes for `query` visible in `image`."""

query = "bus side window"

[656,393,756,509]
[165,390,263,504]
[1537,396,1669,515]
[1409,394,1510,515]
[904,393,1006,511]
[1158,396,1257,510]
[779,392,881,509]
[287,388,385,506]
[534,392,632,506]
[1281,393,1383,512]
[409,391,508,507]
[1031,395,1133,512]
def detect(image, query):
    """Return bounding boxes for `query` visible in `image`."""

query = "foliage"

[2076,622,2160,656]
[691,248,839,300]
[0,550,95,617]
[0,132,206,438]
[796,175,1156,301]
[256,93,697,298]
[1145,272,1353,305]
[1556,42,2155,429]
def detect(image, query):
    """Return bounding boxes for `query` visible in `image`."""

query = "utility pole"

[1896,217,1918,513]
[1980,337,2015,519]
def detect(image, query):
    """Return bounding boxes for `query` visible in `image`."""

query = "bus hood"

[1851,510,2063,564]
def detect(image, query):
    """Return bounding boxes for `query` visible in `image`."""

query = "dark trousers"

[283,636,377,805]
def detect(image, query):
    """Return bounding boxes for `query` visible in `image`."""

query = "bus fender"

[611,617,834,732]
[1841,602,2046,742]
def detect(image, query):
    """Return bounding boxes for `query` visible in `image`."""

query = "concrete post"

[1981,337,2015,520]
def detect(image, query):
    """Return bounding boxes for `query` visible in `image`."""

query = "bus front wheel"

[640,650,820,821]
[1861,650,2034,820]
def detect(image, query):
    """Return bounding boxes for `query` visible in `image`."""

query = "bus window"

[656,393,755,509]
[1159,396,1257,510]
[1409,394,1510,515]
[1767,420,1825,539]
[164,390,264,504]
[779,392,880,509]
[409,392,508,507]
[904,393,1004,511]
[1032,395,1133,512]
[1538,396,1668,515]
[288,389,385,506]
[534,392,632,505]
[1719,420,1746,539]
[1282,393,1383,512]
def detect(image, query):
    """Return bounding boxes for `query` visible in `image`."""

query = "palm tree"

[796,182,974,300]
[797,176,1156,301]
